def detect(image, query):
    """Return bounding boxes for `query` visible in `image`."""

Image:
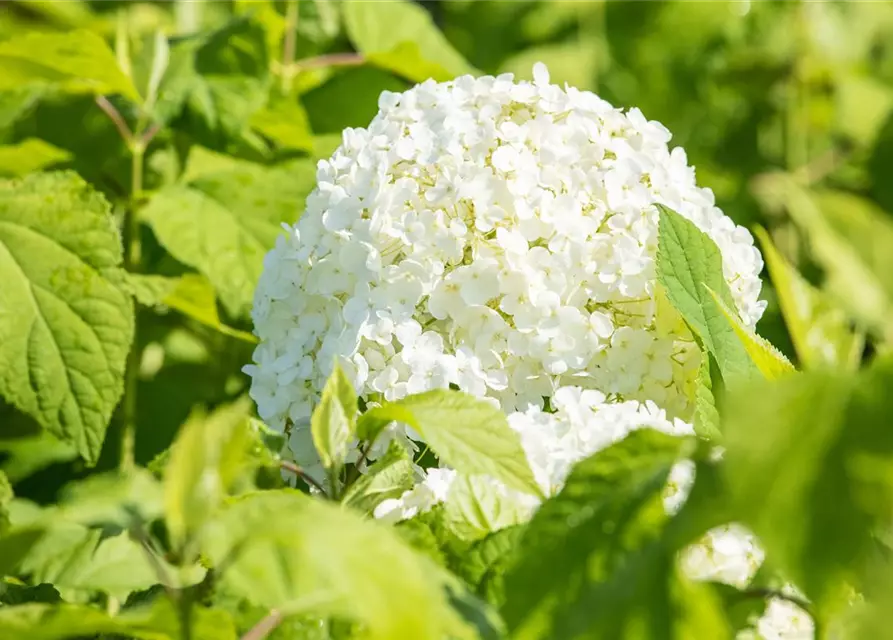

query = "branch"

[278,52,366,75]
[738,587,811,613]
[280,460,327,496]
[95,95,133,143]
[241,609,283,640]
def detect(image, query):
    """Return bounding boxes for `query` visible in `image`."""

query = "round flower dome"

[244,63,766,433]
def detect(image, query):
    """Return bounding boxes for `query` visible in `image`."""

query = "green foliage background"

[1,1,893,638]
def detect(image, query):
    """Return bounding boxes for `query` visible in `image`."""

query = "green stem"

[281,0,300,94]
[120,142,144,472]
[785,1,809,174]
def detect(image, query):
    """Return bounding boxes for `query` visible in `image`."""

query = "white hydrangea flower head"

[245,62,766,435]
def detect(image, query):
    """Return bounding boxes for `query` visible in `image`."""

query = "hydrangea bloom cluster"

[245,63,766,436]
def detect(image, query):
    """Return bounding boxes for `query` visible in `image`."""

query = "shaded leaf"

[721,358,893,610]
[502,429,727,639]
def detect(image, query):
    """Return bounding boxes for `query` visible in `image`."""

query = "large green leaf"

[0,172,134,464]
[655,204,755,383]
[0,598,237,640]
[342,0,477,80]
[202,489,478,640]
[357,390,541,497]
[0,140,71,177]
[721,359,893,611]
[754,227,863,371]
[501,429,728,639]
[0,30,140,102]
[141,150,315,318]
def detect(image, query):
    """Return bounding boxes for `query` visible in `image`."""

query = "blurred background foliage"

[1,0,890,498]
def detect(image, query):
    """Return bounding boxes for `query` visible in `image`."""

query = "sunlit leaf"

[754,226,864,371]
[0,140,71,177]
[343,0,477,80]
[357,390,541,497]
[202,489,480,640]
[0,172,134,464]
[0,30,140,102]
[656,204,755,383]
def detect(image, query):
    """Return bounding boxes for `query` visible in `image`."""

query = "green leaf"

[250,95,314,153]
[358,390,542,497]
[693,350,722,441]
[124,273,257,343]
[0,598,237,640]
[56,468,163,527]
[0,171,134,464]
[754,174,893,341]
[164,396,255,553]
[141,151,315,318]
[754,226,864,371]
[18,528,202,601]
[705,286,796,380]
[0,470,11,534]
[454,525,525,608]
[311,364,358,471]
[721,359,893,610]
[343,0,477,80]
[155,17,270,149]
[502,429,727,639]
[0,140,71,177]
[655,204,755,383]
[443,474,527,542]
[0,527,45,577]
[342,444,416,515]
[202,489,478,640]
[0,30,140,102]
[0,432,77,483]
[366,43,454,84]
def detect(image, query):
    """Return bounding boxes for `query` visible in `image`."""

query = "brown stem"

[280,460,327,496]
[95,95,134,143]
[241,609,283,640]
